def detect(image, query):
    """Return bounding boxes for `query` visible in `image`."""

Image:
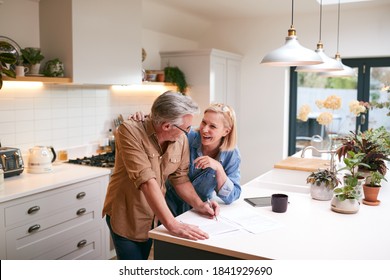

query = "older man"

[103,91,219,260]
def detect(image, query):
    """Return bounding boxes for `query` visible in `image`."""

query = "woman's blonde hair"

[204,103,237,151]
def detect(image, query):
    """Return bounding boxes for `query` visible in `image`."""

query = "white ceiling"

[145,0,388,20]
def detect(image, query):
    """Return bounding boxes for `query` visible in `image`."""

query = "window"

[288,57,390,156]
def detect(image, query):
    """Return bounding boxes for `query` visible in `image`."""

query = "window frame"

[288,57,390,156]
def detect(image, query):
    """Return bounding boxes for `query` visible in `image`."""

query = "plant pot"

[343,175,365,202]
[310,183,334,201]
[29,63,41,75]
[362,184,381,206]
[331,196,360,214]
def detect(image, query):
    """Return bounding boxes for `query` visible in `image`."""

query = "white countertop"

[149,168,390,260]
[0,163,111,203]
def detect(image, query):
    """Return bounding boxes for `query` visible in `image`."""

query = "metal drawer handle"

[27,206,40,214]
[76,208,86,216]
[77,239,87,248]
[28,224,41,233]
[76,192,86,199]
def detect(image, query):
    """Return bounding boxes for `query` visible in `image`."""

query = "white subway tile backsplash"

[0,122,15,134]
[51,118,68,129]
[67,107,83,117]
[34,119,51,131]
[34,97,52,109]
[52,108,67,119]
[15,110,35,121]
[34,109,51,120]
[0,110,15,123]
[0,84,170,152]
[52,97,68,108]
[14,98,34,110]
[15,120,34,133]
[0,98,15,111]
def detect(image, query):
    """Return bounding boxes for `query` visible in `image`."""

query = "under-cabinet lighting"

[111,83,176,92]
[2,81,43,89]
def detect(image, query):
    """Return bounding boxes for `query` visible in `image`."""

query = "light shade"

[318,53,356,77]
[295,42,344,72]
[260,28,323,67]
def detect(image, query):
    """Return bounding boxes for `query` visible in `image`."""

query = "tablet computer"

[244,196,271,207]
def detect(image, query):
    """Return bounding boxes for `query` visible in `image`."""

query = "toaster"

[0,147,24,178]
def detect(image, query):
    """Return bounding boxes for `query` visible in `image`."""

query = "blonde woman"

[166,103,241,216]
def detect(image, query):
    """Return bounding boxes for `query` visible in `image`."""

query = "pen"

[207,199,218,221]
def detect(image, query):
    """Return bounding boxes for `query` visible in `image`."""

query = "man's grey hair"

[150,91,199,126]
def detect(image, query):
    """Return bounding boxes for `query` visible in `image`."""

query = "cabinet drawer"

[4,178,102,227]
[6,199,101,259]
[35,229,104,260]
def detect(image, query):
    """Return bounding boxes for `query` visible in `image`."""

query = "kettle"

[27,146,56,174]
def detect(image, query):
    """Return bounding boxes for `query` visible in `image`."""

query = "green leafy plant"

[306,169,340,189]
[336,127,390,175]
[366,170,387,187]
[21,47,45,65]
[164,66,188,94]
[337,151,371,177]
[334,175,361,201]
[0,41,17,89]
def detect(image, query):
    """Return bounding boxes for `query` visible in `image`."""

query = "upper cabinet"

[39,0,142,85]
[160,49,242,125]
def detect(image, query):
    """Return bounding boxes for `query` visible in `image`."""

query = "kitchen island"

[0,163,111,260]
[149,168,390,260]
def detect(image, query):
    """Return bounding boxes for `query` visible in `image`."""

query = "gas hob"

[67,152,115,168]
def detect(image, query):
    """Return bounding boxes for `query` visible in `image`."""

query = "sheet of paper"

[179,211,241,236]
[219,206,283,234]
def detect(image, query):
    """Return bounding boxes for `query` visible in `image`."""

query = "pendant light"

[319,0,355,77]
[295,0,343,72]
[260,0,323,66]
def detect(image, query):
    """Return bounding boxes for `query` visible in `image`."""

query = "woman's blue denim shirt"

[166,130,241,212]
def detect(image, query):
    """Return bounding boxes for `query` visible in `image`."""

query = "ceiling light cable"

[295,0,343,72]
[260,0,323,67]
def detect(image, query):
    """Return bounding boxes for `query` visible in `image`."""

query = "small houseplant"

[337,151,371,202]
[362,170,387,206]
[0,41,17,89]
[306,169,340,201]
[21,47,45,75]
[336,127,390,176]
[164,66,188,94]
[331,175,361,214]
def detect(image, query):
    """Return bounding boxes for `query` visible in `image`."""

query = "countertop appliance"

[67,152,115,169]
[27,146,56,174]
[0,147,25,178]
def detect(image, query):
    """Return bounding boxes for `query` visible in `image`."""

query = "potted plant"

[362,170,387,206]
[0,41,17,89]
[331,175,361,214]
[337,151,371,202]
[306,169,341,201]
[21,47,45,75]
[336,127,390,177]
[164,66,188,94]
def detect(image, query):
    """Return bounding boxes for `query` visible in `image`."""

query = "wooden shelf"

[3,76,72,84]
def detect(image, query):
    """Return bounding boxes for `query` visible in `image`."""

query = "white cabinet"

[160,49,242,125]
[39,0,142,85]
[0,175,110,260]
